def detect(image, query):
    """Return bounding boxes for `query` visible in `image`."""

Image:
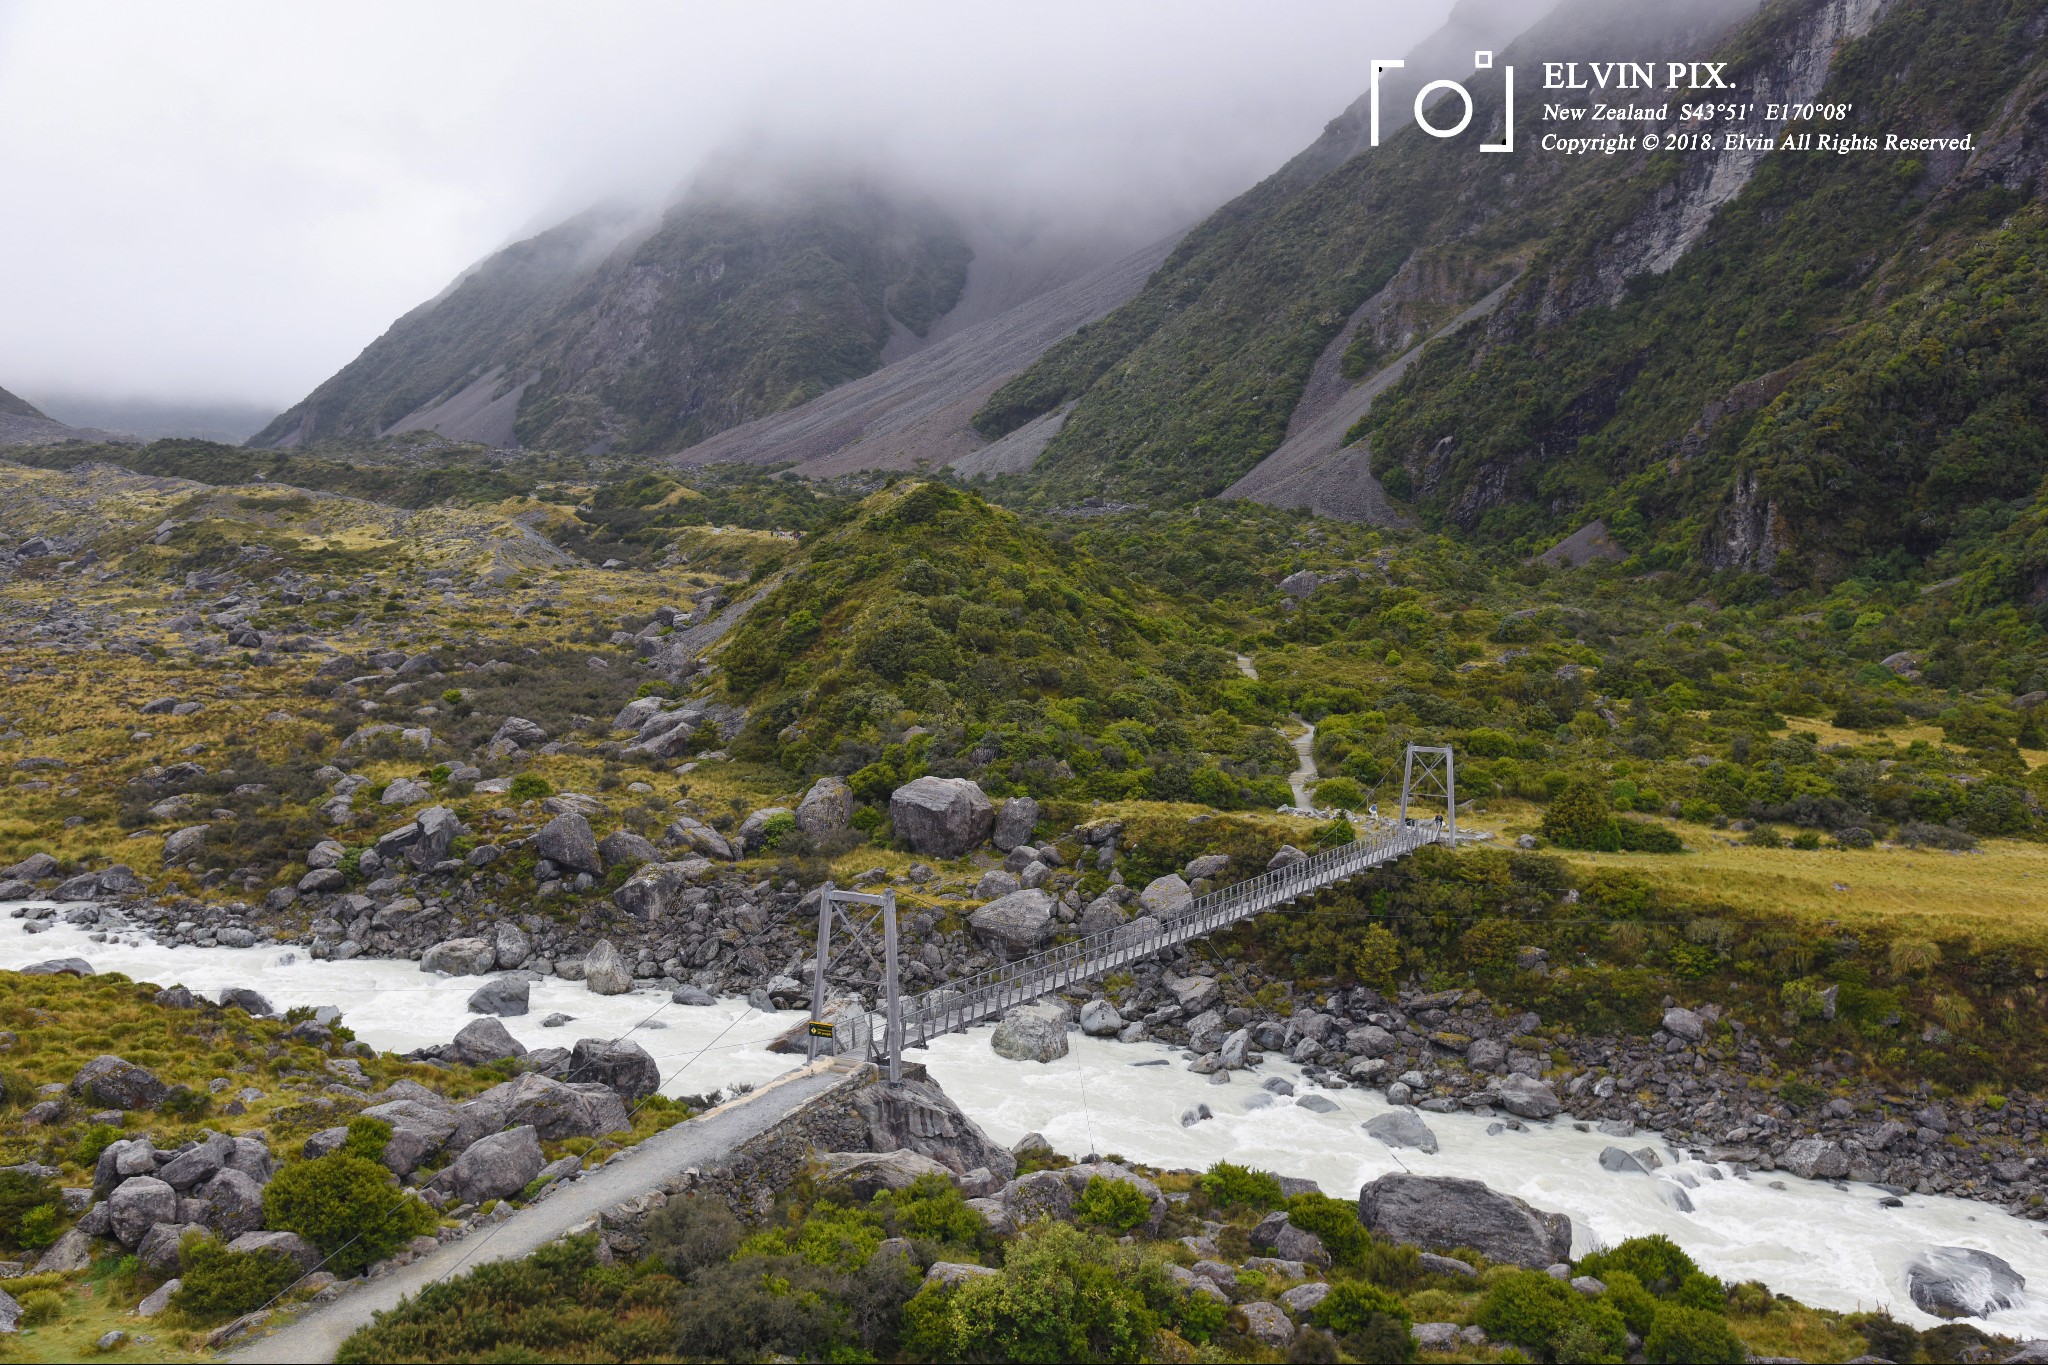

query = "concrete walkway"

[227,1059,860,1363]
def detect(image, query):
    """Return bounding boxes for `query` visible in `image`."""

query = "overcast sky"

[0,0,1454,413]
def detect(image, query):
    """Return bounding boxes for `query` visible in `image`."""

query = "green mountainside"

[252,181,971,456]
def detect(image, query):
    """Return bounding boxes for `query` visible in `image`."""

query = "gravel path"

[1288,717,1317,809]
[227,1060,858,1364]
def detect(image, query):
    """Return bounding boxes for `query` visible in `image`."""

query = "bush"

[1285,1193,1371,1267]
[1577,1234,1699,1296]
[1197,1162,1285,1210]
[756,810,797,851]
[74,1123,123,1169]
[1616,818,1684,853]
[17,1288,63,1326]
[1073,1176,1153,1232]
[173,1236,302,1318]
[1313,777,1366,809]
[17,1203,59,1249]
[1477,1269,1628,1360]
[262,1154,437,1276]
[872,1173,988,1253]
[1312,1282,1415,1363]
[340,1116,393,1162]
[1543,778,1613,848]
[0,1170,58,1249]
[902,1222,1171,1364]
[507,773,552,803]
[1645,1303,1746,1363]
[1599,1269,1660,1335]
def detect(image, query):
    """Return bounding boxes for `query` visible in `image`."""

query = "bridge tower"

[1397,743,1457,842]
[806,882,903,1082]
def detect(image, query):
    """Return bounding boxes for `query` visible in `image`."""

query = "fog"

[0,0,1468,414]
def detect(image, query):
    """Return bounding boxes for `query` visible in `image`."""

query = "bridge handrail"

[849,819,1443,1054]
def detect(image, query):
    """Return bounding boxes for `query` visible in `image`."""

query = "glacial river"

[5,905,2046,1333]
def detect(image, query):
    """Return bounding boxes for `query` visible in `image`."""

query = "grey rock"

[852,1078,1016,1181]
[1239,1300,1294,1348]
[1170,976,1221,1013]
[734,806,792,854]
[1002,1169,1075,1221]
[993,796,1041,852]
[566,1037,658,1102]
[1420,1252,1478,1278]
[457,1072,629,1142]
[158,1133,234,1191]
[135,1277,179,1317]
[1279,1281,1331,1315]
[974,869,1020,900]
[1357,1174,1573,1269]
[219,987,274,1017]
[137,1220,208,1276]
[449,1125,545,1204]
[581,939,634,995]
[795,777,853,838]
[1495,1075,1560,1120]
[1079,999,1123,1037]
[671,985,717,1006]
[596,830,659,870]
[359,1096,459,1177]
[226,1230,322,1274]
[968,889,1054,959]
[817,1150,954,1202]
[71,1055,167,1111]
[1779,1138,1851,1181]
[991,1002,1070,1063]
[467,977,530,1017]
[536,812,602,875]
[1138,873,1193,917]
[19,958,93,977]
[611,860,704,921]
[198,1168,266,1237]
[1366,1110,1440,1154]
[1662,1007,1707,1042]
[1907,1247,2026,1319]
[1251,1212,1330,1267]
[162,824,211,861]
[33,1227,95,1274]
[108,1176,179,1247]
[451,1017,528,1065]
[662,816,734,861]
[1599,1146,1651,1175]
[492,716,548,747]
[924,1261,1000,1289]
[421,937,498,976]
[888,776,994,857]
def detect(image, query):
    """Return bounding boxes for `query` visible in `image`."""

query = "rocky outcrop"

[567,1038,659,1103]
[446,1126,545,1204]
[850,1078,1016,1181]
[71,1056,168,1111]
[1907,1247,2026,1319]
[888,777,993,857]
[1357,1174,1572,1269]
[968,889,1053,960]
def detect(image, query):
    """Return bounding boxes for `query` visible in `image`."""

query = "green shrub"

[262,1154,437,1276]
[17,1203,59,1249]
[872,1173,987,1253]
[1312,1281,1415,1363]
[340,1116,394,1162]
[1577,1235,1699,1296]
[1675,1270,1728,1312]
[1616,818,1684,853]
[1313,777,1366,809]
[173,1236,302,1318]
[1645,1303,1746,1364]
[1285,1192,1370,1267]
[1197,1162,1285,1210]
[1073,1175,1153,1232]
[0,1170,58,1248]
[901,1222,1172,1364]
[1543,778,1614,848]
[1477,1269,1628,1360]
[18,1288,63,1326]
[1599,1269,1660,1335]
[508,773,552,803]
[74,1123,123,1170]
[756,810,797,851]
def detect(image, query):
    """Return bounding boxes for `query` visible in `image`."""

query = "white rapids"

[8,904,2048,1333]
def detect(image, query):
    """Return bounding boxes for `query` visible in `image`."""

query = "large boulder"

[198,1168,266,1237]
[1907,1247,2026,1319]
[450,1017,528,1066]
[456,1072,630,1142]
[227,1230,321,1275]
[816,1150,954,1202]
[612,862,697,921]
[1494,1075,1560,1120]
[71,1056,167,1111]
[889,777,994,857]
[162,825,211,862]
[596,830,660,870]
[991,1002,1069,1063]
[993,797,1040,852]
[1357,1174,1573,1269]
[448,1126,545,1204]
[536,812,602,875]
[851,1079,1017,1181]
[409,805,463,868]
[158,1133,234,1191]
[138,1221,209,1276]
[1778,1137,1850,1181]
[359,1096,460,1177]
[467,977,530,1017]
[1251,1212,1330,1267]
[566,1037,659,1103]
[1138,874,1193,917]
[1661,1006,1707,1042]
[581,939,635,995]
[968,890,1054,960]
[795,777,853,839]
[1365,1110,1440,1155]
[421,937,499,976]
[107,1176,178,1247]
[492,922,532,970]
[1079,1000,1123,1037]
[663,816,734,861]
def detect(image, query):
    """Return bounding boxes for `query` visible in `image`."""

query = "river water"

[5,904,2046,1333]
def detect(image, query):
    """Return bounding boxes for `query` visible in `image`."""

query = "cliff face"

[989,0,2048,588]
[251,182,974,456]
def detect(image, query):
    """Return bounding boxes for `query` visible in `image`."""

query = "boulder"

[817,1150,954,1202]
[1598,1147,1651,1175]
[1907,1247,2026,1319]
[734,807,792,854]
[672,985,717,1006]
[536,813,602,875]
[492,716,548,747]
[448,1125,545,1204]
[1079,999,1123,1037]
[1662,1007,1707,1042]
[197,1169,266,1237]
[359,1096,459,1176]
[1366,1110,1440,1155]
[974,870,1020,900]
[924,1262,1000,1290]
[71,1056,167,1111]
[1779,1138,1850,1181]
[421,937,499,976]
[888,777,994,857]
[450,1017,528,1066]
[409,806,463,867]
[108,1176,178,1247]
[219,988,274,1017]
[137,1221,207,1276]
[493,922,532,970]
[795,777,853,838]
[993,796,1040,852]
[1357,1174,1573,1269]
[34,1227,95,1274]
[566,1037,659,1103]
[852,1079,1017,1180]
[226,1230,321,1275]
[158,1133,234,1190]
[1002,1169,1075,1221]
[1239,1301,1294,1349]
[1170,976,1222,1014]
[226,1136,273,1184]
[1494,1075,1560,1120]
[20,958,93,977]
[596,830,660,870]
[1466,1037,1506,1072]
[456,1072,629,1142]
[1185,853,1231,881]
[969,889,1054,960]
[662,816,734,860]
[467,977,530,1017]
[581,939,635,995]
[991,1003,1070,1063]
[1251,1212,1331,1267]
[1138,874,1193,917]
[1280,1281,1331,1315]
[611,861,698,921]
[162,825,211,861]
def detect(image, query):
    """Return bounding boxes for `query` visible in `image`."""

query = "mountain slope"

[251,181,975,456]
[0,383,135,448]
